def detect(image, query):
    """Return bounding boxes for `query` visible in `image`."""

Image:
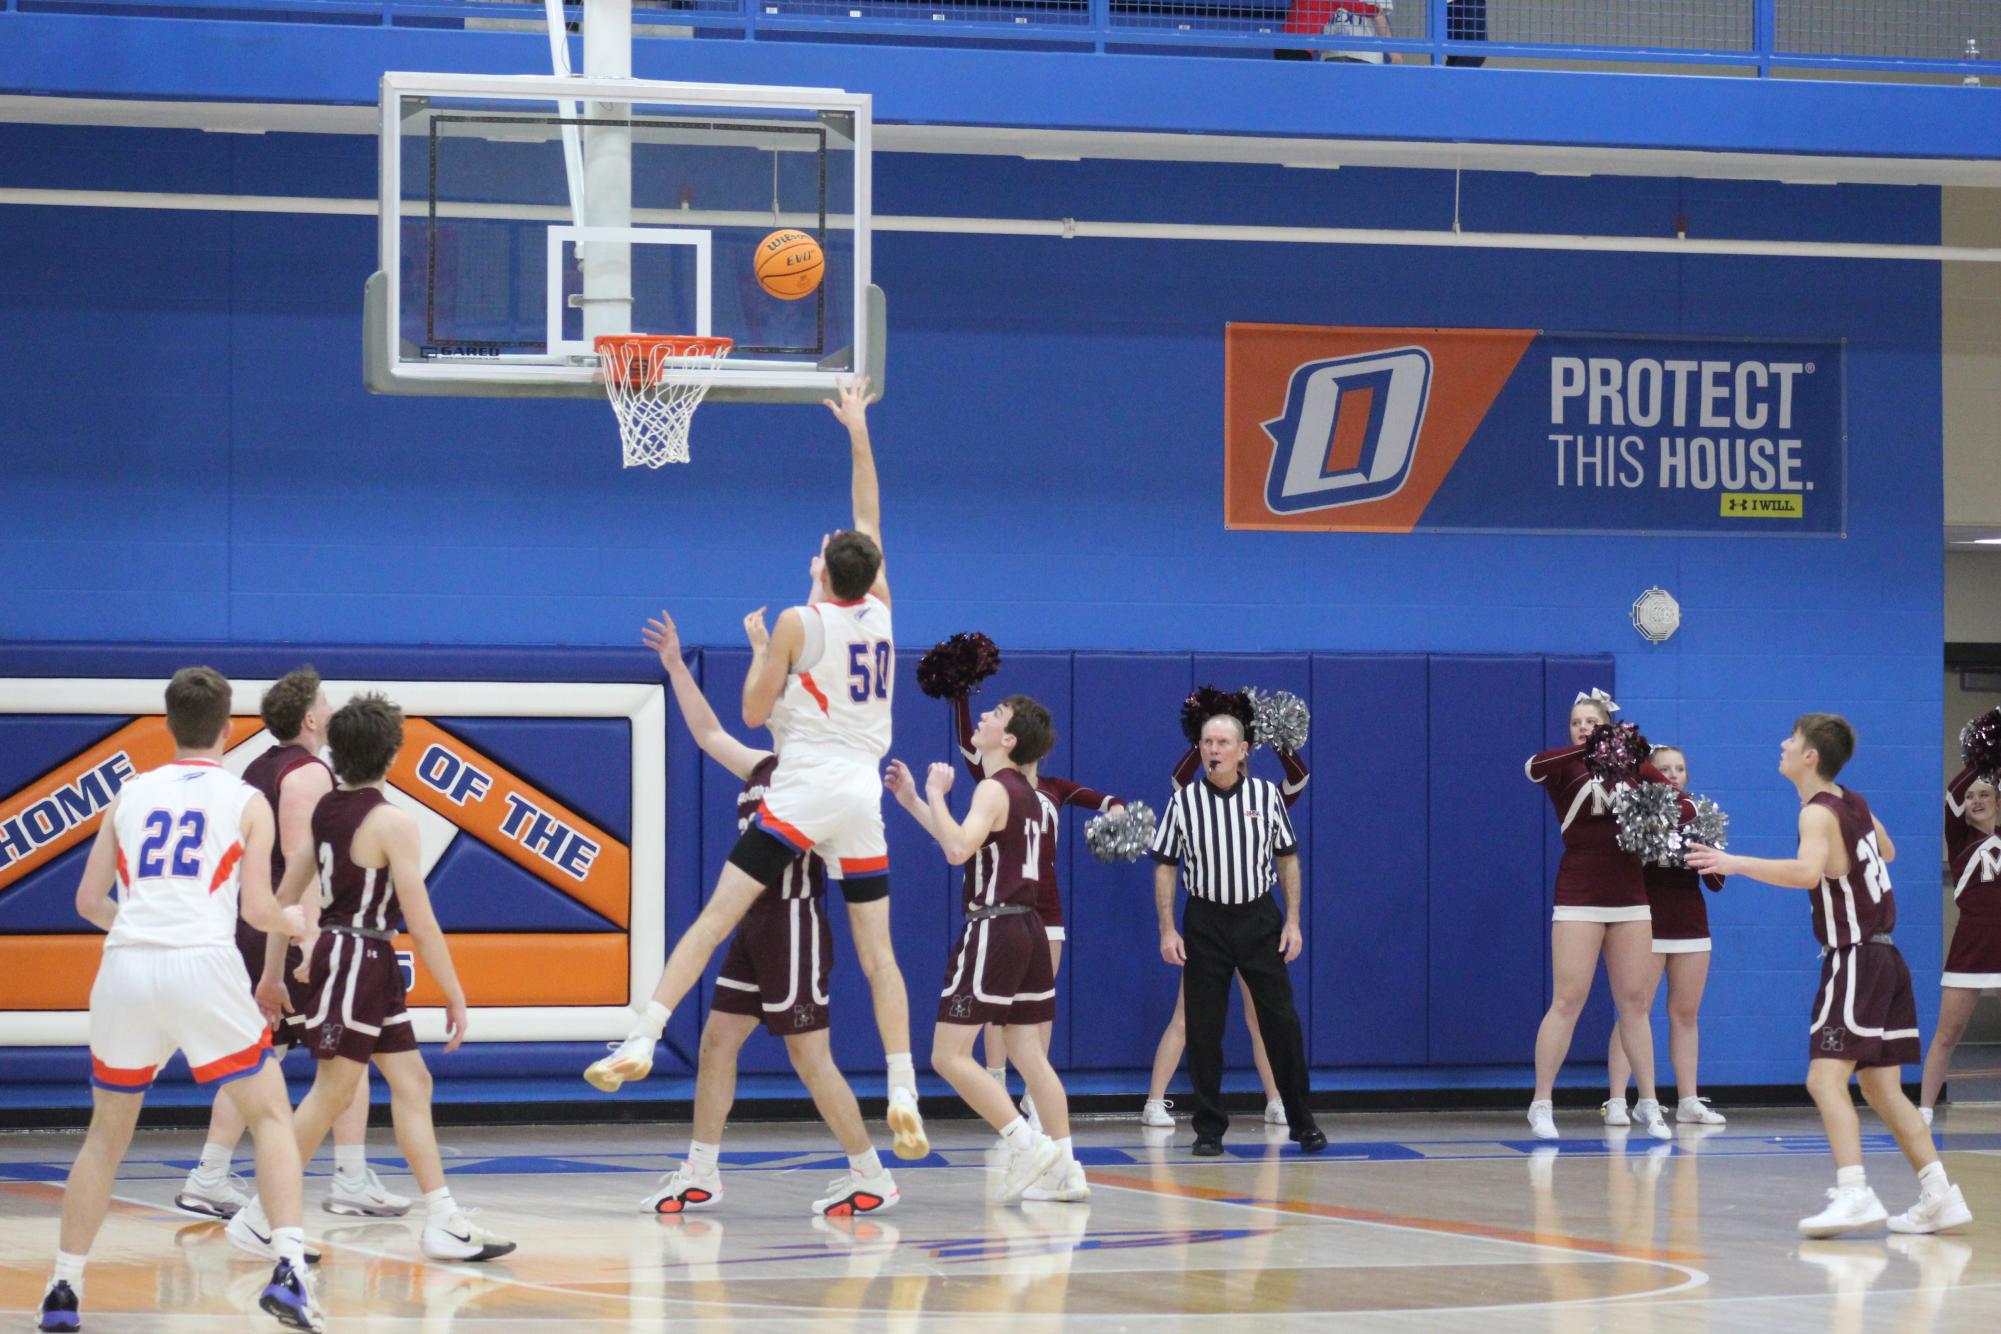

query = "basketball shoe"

[421,1208,518,1262]
[813,1168,899,1218]
[258,1259,324,1333]
[643,1165,723,1215]
[176,1165,251,1220]
[36,1280,79,1333]
[327,1166,412,1217]
[886,1088,929,1160]
[584,1034,655,1092]
[1798,1185,1889,1237]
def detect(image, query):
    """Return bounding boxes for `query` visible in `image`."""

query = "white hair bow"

[1574,688,1620,714]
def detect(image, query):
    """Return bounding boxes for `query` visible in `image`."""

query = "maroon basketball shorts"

[1809,941,1919,1068]
[298,930,419,1063]
[236,920,309,1054]
[1942,916,2001,989]
[937,910,1055,1027]
[711,894,833,1036]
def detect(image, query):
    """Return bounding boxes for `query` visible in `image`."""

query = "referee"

[1151,711,1325,1155]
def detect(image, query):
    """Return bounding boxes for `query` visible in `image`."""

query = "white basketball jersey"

[105,760,258,950]
[770,596,894,760]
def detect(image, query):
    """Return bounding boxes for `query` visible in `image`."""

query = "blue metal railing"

[4,0,1999,79]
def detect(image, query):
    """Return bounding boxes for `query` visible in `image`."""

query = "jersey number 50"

[847,641,891,704]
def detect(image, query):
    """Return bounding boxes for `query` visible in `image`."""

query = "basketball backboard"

[367,71,878,403]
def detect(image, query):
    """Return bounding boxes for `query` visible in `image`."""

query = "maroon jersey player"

[1689,713,1971,1237]
[888,695,1086,1205]
[241,693,518,1265]
[634,609,897,1220]
[1604,744,1729,1130]
[1916,744,2001,1122]
[1523,690,1686,1143]
[952,692,1120,1111]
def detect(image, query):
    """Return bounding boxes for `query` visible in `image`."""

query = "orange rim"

[595,334,734,388]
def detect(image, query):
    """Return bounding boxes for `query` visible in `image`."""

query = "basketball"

[754,229,824,300]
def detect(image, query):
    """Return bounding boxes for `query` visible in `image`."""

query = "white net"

[595,335,735,469]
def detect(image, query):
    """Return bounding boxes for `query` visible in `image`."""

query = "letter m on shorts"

[1261,347,1433,514]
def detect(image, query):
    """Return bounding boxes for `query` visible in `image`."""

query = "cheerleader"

[1524,690,1685,1141]
[1605,745,1728,1127]
[1917,751,2001,1125]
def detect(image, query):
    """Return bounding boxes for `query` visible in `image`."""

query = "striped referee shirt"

[1149,774,1298,906]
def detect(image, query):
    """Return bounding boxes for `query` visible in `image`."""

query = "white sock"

[885,1053,916,1100]
[1055,1136,1075,1162]
[334,1145,365,1178]
[271,1227,306,1273]
[1836,1165,1867,1190]
[424,1187,456,1219]
[1918,1161,1949,1195]
[687,1140,720,1176]
[848,1147,883,1178]
[1000,1117,1035,1150]
[634,1001,670,1040]
[53,1250,85,1295]
[197,1143,232,1175]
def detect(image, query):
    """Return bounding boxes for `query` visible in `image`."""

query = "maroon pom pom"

[1585,720,1650,782]
[1963,707,2001,782]
[916,632,1002,700]
[1181,686,1257,746]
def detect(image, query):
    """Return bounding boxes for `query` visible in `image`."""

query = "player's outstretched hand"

[744,607,769,653]
[1684,843,1728,875]
[885,759,924,812]
[643,610,683,672]
[925,762,955,800]
[443,999,470,1054]
[822,375,876,433]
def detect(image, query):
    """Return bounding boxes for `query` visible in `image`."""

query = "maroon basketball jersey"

[312,787,403,933]
[740,756,825,901]
[1809,787,1896,949]
[1946,766,2001,923]
[241,743,332,887]
[963,769,1042,913]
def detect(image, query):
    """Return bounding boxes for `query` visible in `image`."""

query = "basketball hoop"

[595,334,734,468]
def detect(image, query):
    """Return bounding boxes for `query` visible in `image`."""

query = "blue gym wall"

[0,123,1945,1099]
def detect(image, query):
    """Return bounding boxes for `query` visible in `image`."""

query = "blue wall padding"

[1310,655,1429,1067]
[428,718,635,845]
[419,835,621,932]
[0,844,93,933]
[1063,653,1192,1071]
[0,717,130,795]
[1426,656,1551,1064]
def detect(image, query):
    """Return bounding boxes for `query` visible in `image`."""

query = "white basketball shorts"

[88,945,272,1093]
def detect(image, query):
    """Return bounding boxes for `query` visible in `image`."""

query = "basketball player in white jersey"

[37,667,322,1334]
[587,377,929,1159]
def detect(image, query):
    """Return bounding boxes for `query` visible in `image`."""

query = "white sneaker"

[421,1208,518,1262]
[1263,1099,1288,1127]
[1021,1091,1042,1136]
[1140,1099,1175,1128]
[1632,1099,1673,1141]
[1676,1097,1726,1125]
[1600,1099,1630,1127]
[584,1033,656,1092]
[998,1134,1063,1205]
[1023,1157,1091,1203]
[887,1088,929,1160]
[223,1201,322,1265]
[177,1166,252,1219]
[326,1167,413,1218]
[1798,1185,1889,1237]
[642,1165,723,1215]
[812,1168,899,1217]
[1920,1106,1934,1129]
[1887,1184,1973,1235]
[1527,1100,1559,1140]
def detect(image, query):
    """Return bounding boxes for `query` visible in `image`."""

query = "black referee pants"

[1181,894,1313,1142]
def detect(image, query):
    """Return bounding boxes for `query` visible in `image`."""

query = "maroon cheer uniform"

[1645,863,1725,952]
[297,787,419,1063]
[937,768,1056,1027]
[712,755,834,1035]
[1805,786,1918,1068]
[1526,745,1682,922]
[238,741,330,1050]
[1942,765,2001,989]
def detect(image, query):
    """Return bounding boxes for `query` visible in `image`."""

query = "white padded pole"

[580,0,634,344]
[543,0,590,228]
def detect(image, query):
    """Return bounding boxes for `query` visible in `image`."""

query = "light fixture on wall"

[1631,587,1681,644]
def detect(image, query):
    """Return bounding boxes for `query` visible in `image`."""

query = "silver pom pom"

[1613,782,1685,865]
[1245,687,1311,755]
[1676,795,1729,867]
[1084,801,1158,864]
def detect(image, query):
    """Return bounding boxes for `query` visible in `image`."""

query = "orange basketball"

[754,229,825,300]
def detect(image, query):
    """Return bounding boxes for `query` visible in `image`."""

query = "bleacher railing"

[3,0,1998,80]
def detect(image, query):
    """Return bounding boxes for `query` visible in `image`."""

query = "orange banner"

[386,720,631,929]
[0,717,263,892]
